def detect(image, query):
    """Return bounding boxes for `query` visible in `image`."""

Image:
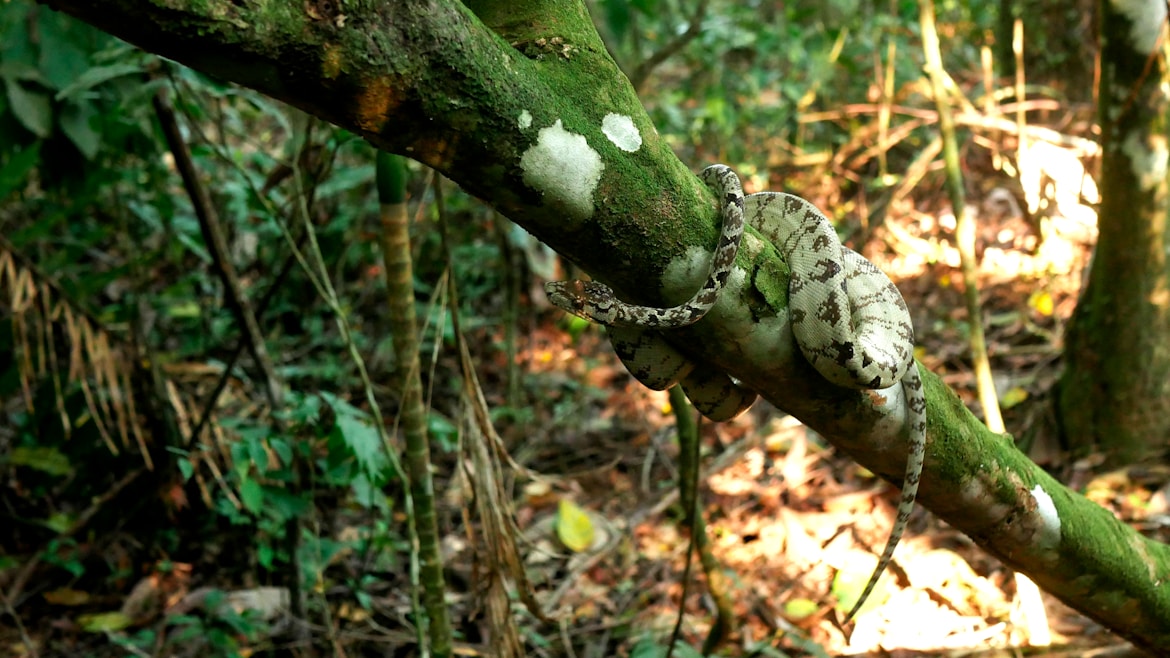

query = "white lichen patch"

[602,113,642,152]
[1111,0,1167,54]
[518,110,532,130]
[660,245,723,304]
[740,313,798,377]
[1121,131,1168,191]
[1031,484,1062,548]
[519,120,603,221]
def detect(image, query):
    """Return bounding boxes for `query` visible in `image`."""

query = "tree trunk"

[1059,2,1170,466]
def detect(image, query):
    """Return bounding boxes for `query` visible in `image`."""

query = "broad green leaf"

[555,499,595,552]
[1001,386,1029,409]
[177,457,194,482]
[37,35,89,92]
[783,597,819,620]
[43,587,90,606]
[45,512,73,533]
[323,392,386,476]
[4,77,51,138]
[245,435,268,474]
[54,62,143,101]
[268,436,293,466]
[9,445,71,476]
[239,477,264,514]
[262,486,309,520]
[58,100,100,159]
[334,412,384,475]
[78,611,132,632]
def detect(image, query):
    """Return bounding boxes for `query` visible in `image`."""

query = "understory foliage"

[0,0,1126,656]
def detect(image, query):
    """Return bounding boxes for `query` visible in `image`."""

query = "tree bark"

[1060,2,1170,466]
[34,0,1170,650]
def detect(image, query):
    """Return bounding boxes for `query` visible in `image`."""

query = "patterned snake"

[545,164,927,622]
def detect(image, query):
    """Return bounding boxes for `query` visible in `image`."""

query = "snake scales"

[545,164,927,622]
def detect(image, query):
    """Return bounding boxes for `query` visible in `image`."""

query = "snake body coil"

[546,164,927,623]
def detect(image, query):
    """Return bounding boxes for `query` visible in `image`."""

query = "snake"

[544,164,927,622]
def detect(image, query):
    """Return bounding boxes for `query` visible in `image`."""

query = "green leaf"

[239,477,263,514]
[784,597,820,620]
[55,62,144,101]
[9,445,71,476]
[4,77,51,137]
[245,435,268,474]
[177,457,194,482]
[58,100,100,159]
[37,36,89,92]
[555,499,595,552]
[78,611,132,633]
[45,512,73,534]
[427,413,458,451]
[268,436,293,467]
[351,472,389,510]
[322,392,386,477]
[262,486,309,520]
[334,412,384,475]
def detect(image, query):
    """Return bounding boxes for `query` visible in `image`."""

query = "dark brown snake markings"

[545,164,927,623]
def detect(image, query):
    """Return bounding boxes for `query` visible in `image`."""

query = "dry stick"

[1014,18,1027,177]
[151,89,284,413]
[919,0,1003,432]
[628,0,709,93]
[981,46,1002,170]
[0,589,36,658]
[878,21,896,181]
[812,99,1081,184]
[182,247,302,451]
[0,236,126,455]
[436,189,527,657]
[799,98,1061,123]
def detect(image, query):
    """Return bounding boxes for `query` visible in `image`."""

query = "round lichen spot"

[602,113,642,152]
[518,110,533,130]
[1031,484,1062,548]
[519,120,603,221]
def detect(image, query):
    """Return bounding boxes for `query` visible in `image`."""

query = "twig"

[920,0,1004,431]
[152,85,284,412]
[0,588,37,658]
[628,0,709,93]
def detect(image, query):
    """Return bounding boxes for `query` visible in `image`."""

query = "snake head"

[544,279,618,322]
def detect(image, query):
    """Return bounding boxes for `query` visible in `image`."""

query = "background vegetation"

[2,0,1162,656]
